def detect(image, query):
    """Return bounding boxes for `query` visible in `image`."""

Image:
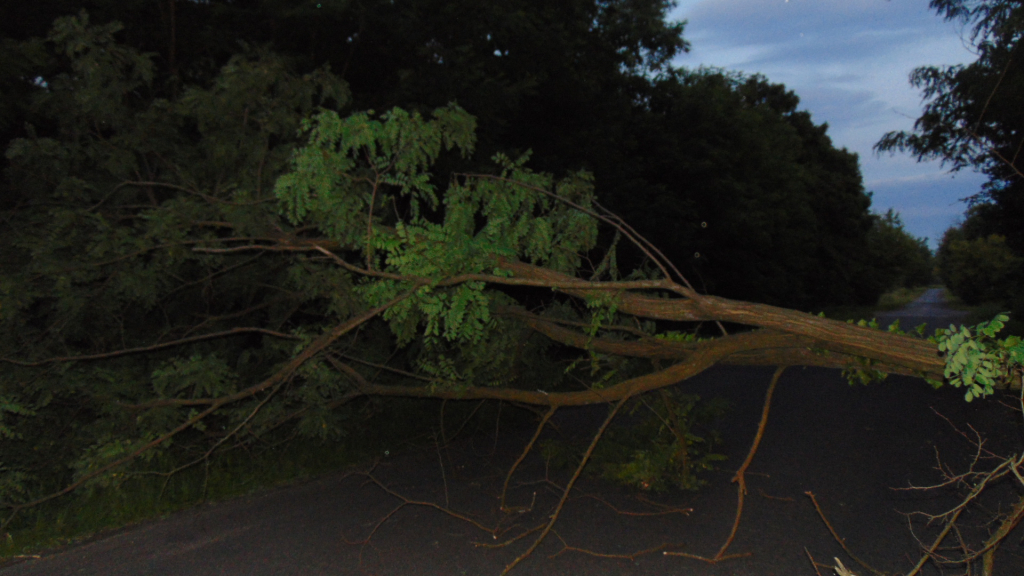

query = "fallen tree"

[3,100,1018,572]
[2,16,1022,572]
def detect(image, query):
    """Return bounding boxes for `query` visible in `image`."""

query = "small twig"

[981,493,1024,575]
[805,547,824,576]
[577,493,692,517]
[366,174,381,270]
[151,379,287,487]
[355,472,493,535]
[434,432,450,508]
[714,365,785,560]
[930,408,1000,460]
[834,557,859,576]
[333,351,441,384]
[500,396,629,576]
[440,399,487,449]
[491,401,503,456]
[458,173,689,295]
[972,57,1013,137]
[805,491,885,576]
[662,550,751,562]
[474,523,545,549]
[548,531,686,561]
[500,406,558,514]
[758,488,794,502]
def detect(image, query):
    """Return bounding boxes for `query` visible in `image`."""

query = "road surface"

[3,288,1020,576]
[873,287,970,335]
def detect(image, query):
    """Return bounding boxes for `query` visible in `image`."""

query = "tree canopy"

[875,0,1024,280]
[2,0,911,311]
[936,205,1022,306]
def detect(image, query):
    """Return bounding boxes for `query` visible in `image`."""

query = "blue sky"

[667,0,988,249]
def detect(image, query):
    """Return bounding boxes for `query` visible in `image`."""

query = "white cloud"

[667,0,983,247]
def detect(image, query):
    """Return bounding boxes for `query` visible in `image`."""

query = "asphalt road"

[4,288,1022,576]
[872,287,971,335]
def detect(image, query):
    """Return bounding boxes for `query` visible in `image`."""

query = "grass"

[1,397,507,562]
[940,292,1024,337]
[876,285,934,311]
[3,436,362,559]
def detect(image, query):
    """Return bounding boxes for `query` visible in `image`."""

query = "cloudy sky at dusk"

[668,0,987,249]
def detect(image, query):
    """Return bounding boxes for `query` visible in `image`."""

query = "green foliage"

[70,433,163,492]
[875,0,1024,192]
[839,317,889,386]
[151,354,238,400]
[0,427,374,557]
[276,105,598,388]
[931,314,1024,401]
[0,399,34,505]
[836,317,930,386]
[3,0,914,317]
[936,218,1022,305]
[0,11,610,543]
[0,397,33,440]
[0,12,359,528]
[541,391,728,492]
[865,209,934,291]
[275,105,476,236]
[825,309,1023,398]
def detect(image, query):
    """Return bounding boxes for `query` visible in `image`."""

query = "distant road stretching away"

[873,287,969,335]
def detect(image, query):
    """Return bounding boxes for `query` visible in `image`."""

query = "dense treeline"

[936,205,1022,306]
[867,209,934,292]
[1,0,929,311]
[0,0,946,552]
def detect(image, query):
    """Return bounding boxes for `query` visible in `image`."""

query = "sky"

[667,0,988,249]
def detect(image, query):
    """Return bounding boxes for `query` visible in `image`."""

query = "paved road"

[873,287,970,335]
[4,288,1021,576]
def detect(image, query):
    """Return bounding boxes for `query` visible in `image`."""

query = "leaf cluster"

[933,313,1024,401]
[275,105,599,387]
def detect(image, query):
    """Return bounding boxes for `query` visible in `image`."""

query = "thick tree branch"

[496,258,943,378]
[196,235,944,380]
[500,305,936,379]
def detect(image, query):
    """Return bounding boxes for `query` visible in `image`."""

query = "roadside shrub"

[937,229,1022,305]
[540,390,729,492]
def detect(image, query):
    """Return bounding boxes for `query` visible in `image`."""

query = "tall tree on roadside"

[936,205,1022,306]
[607,69,880,308]
[875,1,1023,256]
